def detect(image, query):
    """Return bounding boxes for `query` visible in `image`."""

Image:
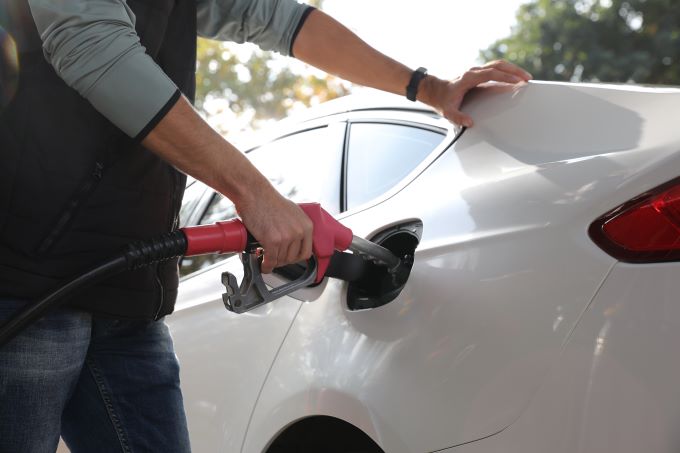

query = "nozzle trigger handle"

[299,203,353,283]
[222,254,318,314]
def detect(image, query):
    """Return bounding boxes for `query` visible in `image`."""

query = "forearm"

[142,95,313,272]
[292,9,416,99]
[292,9,532,126]
[141,96,271,208]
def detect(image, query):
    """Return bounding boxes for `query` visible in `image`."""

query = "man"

[0,0,531,451]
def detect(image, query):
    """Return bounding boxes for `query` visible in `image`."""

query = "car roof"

[230,89,443,150]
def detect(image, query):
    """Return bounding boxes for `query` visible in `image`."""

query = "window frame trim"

[341,118,453,213]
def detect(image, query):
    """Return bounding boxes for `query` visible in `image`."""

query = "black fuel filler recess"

[347,221,422,310]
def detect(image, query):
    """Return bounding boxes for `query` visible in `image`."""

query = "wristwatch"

[406,67,428,102]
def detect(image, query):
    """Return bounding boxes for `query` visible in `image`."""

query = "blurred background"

[193,0,680,138]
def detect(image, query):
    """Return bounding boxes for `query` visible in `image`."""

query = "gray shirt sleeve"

[28,0,179,139]
[28,0,309,139]
[197,0,310,56]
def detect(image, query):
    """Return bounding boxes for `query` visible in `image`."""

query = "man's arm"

[28,0,179,139]
[28,0,312,273]
[196,0,311,56]
[291,9,532,127]
[141,96,312,274]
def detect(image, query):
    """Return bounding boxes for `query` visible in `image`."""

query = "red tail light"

[590,178,680,263]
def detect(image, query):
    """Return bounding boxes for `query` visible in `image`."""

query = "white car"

[169,81,680,453]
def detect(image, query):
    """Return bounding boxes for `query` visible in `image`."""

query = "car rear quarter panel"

[444,262,680,453]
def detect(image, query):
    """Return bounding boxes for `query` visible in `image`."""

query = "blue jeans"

[0,299,191,453]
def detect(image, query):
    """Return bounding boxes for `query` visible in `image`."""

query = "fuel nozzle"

[348,235,409,284]
[0,203,408,347]
[179,203,407,314]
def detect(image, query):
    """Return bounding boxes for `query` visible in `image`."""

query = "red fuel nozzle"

[181,219,248,257]
[180,203,353,283]
[0,205,357,346]
[298,203,353,283]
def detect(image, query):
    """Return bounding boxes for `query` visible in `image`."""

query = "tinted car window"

[346,123,444,210]
[179,192,238,277]
[180,126,340,277]
[200,193,237,225]
[178,180,207,228]
[248,127,340,213]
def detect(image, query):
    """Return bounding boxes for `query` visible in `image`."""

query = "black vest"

[0,0,197,319]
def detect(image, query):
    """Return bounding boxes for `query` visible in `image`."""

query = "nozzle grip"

[222,255,318,314]
[181,204,353,284]
[181,219,247,256]
[299,203,353,283]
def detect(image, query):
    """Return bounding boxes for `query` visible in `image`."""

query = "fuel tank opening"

[347,221,422,310]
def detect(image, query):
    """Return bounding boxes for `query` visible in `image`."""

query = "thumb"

[445,109,474,128]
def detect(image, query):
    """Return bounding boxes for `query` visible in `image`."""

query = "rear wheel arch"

[265,415,384,453]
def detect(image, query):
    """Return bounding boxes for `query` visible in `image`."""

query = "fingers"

[260,228,288,274]
[459,60,532,90]
[300,221,313,264]
[462,68,523,88]
[482,60,533,81]
[260,227,311,274]
[462,63,533,88]
[260,240,279,274]
[438,59,532,127]
[247,199,314,274]
[447,111,474,128]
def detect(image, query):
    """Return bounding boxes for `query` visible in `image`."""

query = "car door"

[167,123,345,452]
[243,114,459,453]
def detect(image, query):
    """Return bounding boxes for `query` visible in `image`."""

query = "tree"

[195,0,349,132]
[481,0,680,85]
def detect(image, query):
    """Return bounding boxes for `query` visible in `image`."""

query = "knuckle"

[295,225,306,239]
[303,227,313,239]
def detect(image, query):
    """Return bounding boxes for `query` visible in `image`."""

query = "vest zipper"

[153,170,181,320]
[153,271,165,321]
[37,162,104,255]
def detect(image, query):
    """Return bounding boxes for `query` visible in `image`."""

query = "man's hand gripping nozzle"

[0,203,405,348]
[181,203,405,314]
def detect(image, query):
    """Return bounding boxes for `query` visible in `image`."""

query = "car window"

[248,127,341,213]
[179,192,239,277]
[200,193,237,225]
[180,126,341,277]
[178,180,207,228]
[346,123,444,211]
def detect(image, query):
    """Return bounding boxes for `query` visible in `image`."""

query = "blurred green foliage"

[481,0,680,85]
[195,0,349,125]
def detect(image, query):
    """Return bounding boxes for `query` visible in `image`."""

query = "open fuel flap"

[347,221,422,310]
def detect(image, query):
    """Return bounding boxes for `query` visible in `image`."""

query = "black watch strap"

[406,67,428,102]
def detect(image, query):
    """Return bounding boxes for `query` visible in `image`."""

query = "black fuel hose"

[0,231,187,348]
